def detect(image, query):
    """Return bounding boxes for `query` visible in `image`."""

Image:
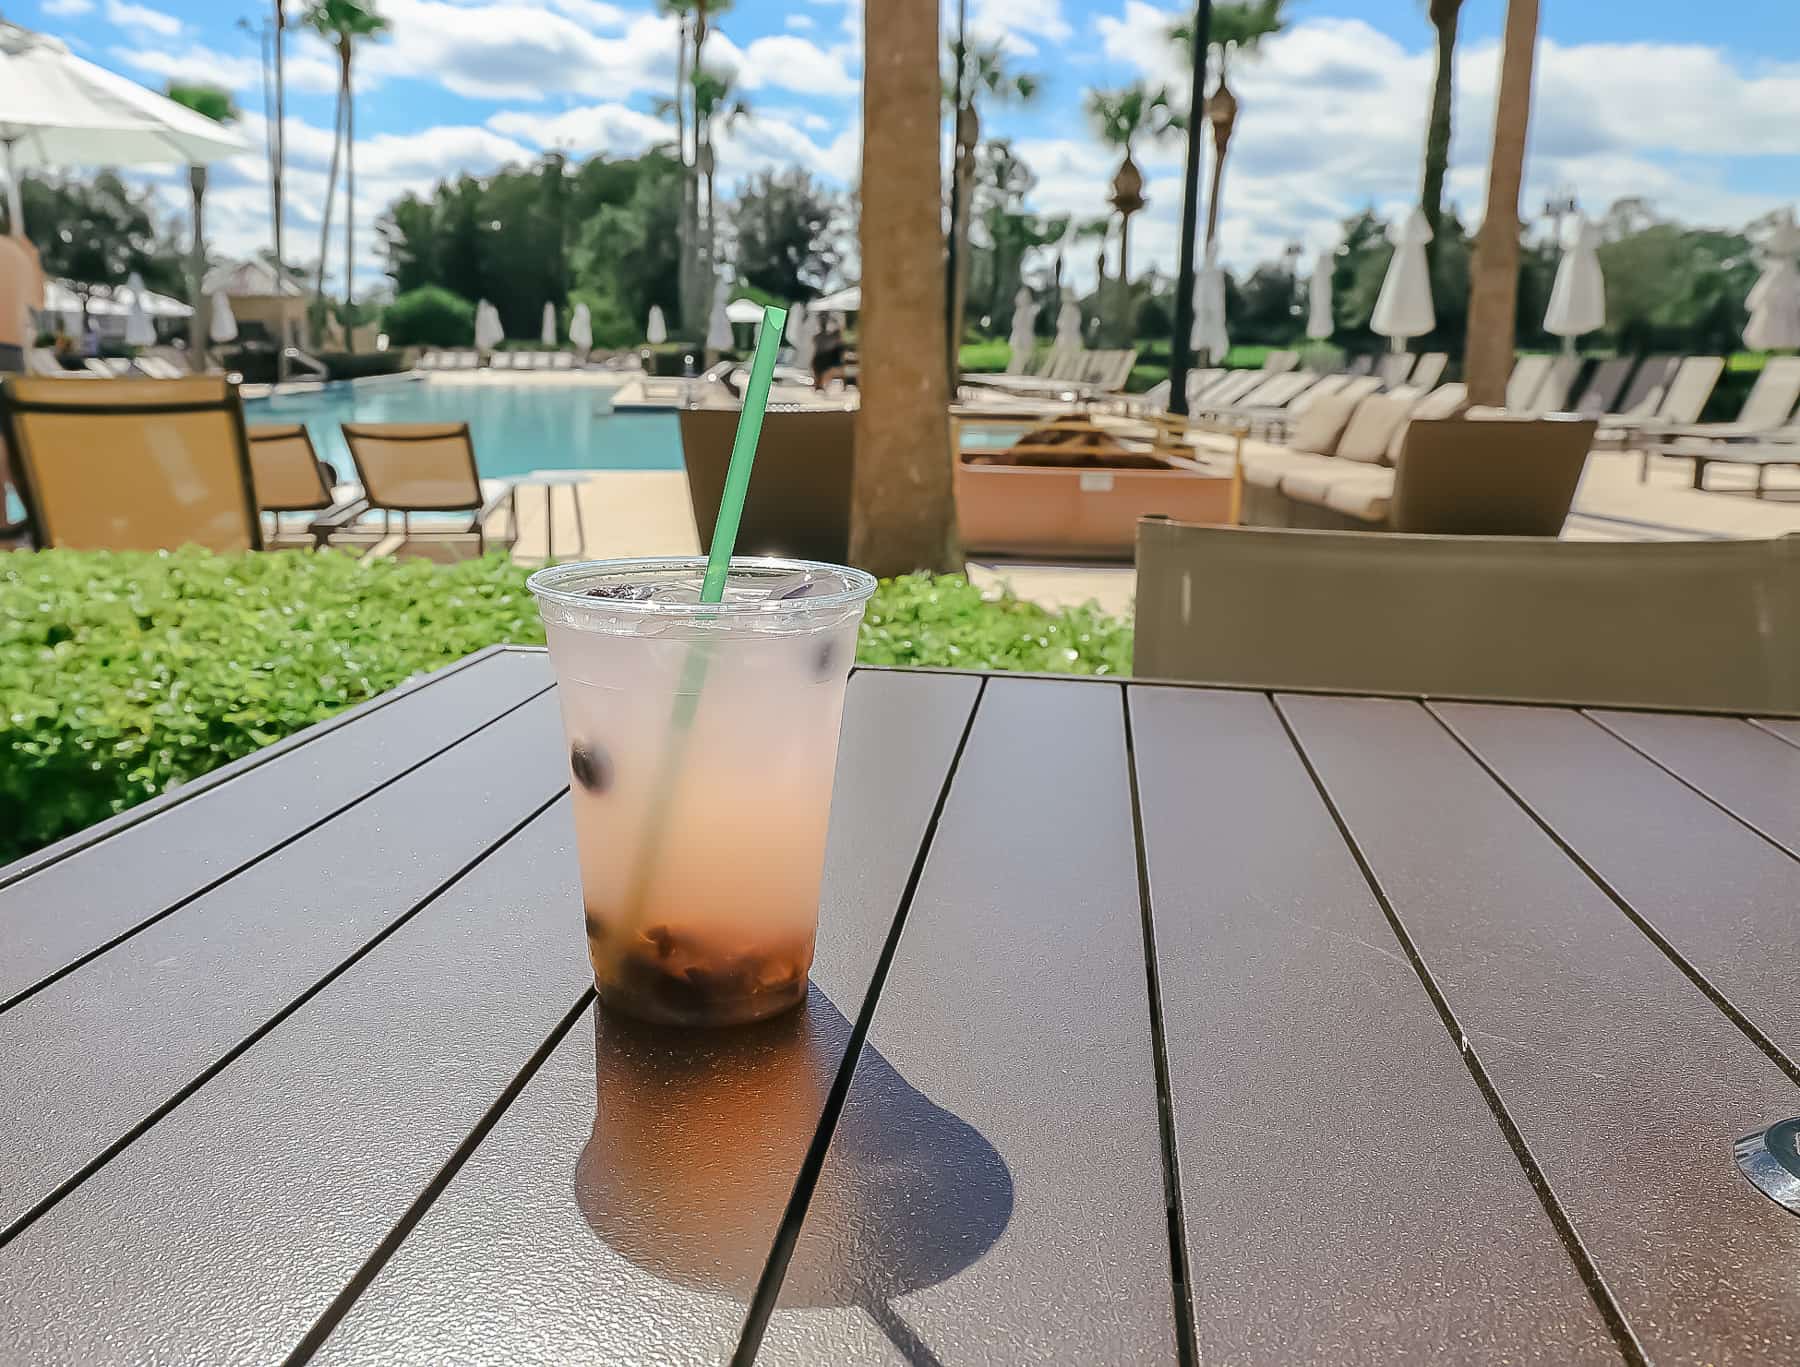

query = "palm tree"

[1084,83,1179,288]
[303,0,390,350]
[1464,0,1539,405]
[658,0,732,335]
[1171,0,1286,249]
[163,82,237,359]
[692,66,750,266]
[851,0,959,575]
[945,41,1037,375]
[1418,0,1465,267]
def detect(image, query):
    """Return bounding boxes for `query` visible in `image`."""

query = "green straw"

[701,303,788,602]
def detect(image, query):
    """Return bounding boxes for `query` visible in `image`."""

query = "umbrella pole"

[3,138,23,239]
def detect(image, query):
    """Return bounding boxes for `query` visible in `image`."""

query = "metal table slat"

[1587,710,1800,856]
[307,670,983,1367]
[0,694,568,1235]
[1279,694,1800,1366]
[1752,717,1800,748]
[0,803,592,1365]
[758,678,1179,1366]
[0,650,552,1006]
[1438,702,1800,1064]
[1128,686,1618,1365]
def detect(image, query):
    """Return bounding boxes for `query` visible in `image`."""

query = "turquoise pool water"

[243,379,684,481]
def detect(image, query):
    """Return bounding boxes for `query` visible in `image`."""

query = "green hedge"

[1,551,1132,864]
[382,286,476,348]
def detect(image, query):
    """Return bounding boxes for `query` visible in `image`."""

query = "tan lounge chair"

[1407,352,1448,391]
[1376,352,1416,388]
[1133,520,1798,713]
[315,421,516,555]
[1527,354,1581,413]
[490,351,515,371]
[247,423,341,544]
[1648,355,1800,442]
[679,407,853,563]
[1504,354,1553,410]
[1574,358,1634,416]
[0,375,261,550]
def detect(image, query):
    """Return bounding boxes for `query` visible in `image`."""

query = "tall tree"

[853,0,960,574]
[1083,83,1179,287]
[303,0,390,349]
[730,168,843,301]
[163,82,237,358]
[1464,0,1539,406]
[657,0,732,336]
[1172,0,1286,248]
[945,42,1038,377]
[692,65,750,264]
[1418,0,1465,265]
[19,172,186,317]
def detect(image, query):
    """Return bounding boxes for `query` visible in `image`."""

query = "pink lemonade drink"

[528,557,875,1027]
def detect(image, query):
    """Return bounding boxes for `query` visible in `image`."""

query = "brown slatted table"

[2,647,1797,1365]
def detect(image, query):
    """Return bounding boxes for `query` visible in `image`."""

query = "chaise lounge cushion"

[1278,465,1394,523]
[1286,392,1363,456]
[1334,394,1415,463]
[1238,446,1345,490]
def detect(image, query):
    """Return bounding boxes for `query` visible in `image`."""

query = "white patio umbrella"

[0,20,248,236]
[1191,244,1229,363]
[1543,212,1606,353]
[646,304,667,345]
[208,291,237,345]
[1055,298,1083,351]
[1006,285,1037,371]
[808,284,861,314]
[706,280,732,352]
[540,301,556,346]
[724,297,764,325]
[569,301,592,357]
[122,271,155,347]
[1744,211,1800,351]
[474,299,503,352]
[1306,249,1334,341]
[786,300,813,371]
[1370,207,1435,352]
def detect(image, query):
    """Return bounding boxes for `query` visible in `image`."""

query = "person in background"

[810,314,846,391]
[0,230,43,376]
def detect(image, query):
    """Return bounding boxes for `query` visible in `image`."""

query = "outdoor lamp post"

[1108,153,1146,342]
[1203,78,1238,249]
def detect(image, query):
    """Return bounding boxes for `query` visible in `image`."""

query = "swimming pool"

[243,378,685,481]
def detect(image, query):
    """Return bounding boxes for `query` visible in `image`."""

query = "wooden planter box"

[955,452,1236,560]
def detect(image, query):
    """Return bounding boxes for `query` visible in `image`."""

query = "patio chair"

[679,407,853,563]
[1133,520,1798,713]
[314,421,516,555]
[246,423,340,544]
[1504,353,1554,410]
[1526,354,1581,413]
[1346,354,1375,377]
[0,375,261,551]
[491,352,515,371]
[1648,355,1800,442]
[1573,357,1634,416]
[133,355,186,380]
[550,352,575,371]
[1598,355,1724,460]
[1613,354,1679,416]
[1263,350,1299,373]
[1375,353,1415,388]
[1407,352,1449,391]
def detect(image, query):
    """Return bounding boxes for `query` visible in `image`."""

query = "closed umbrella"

[1191,244,1229,363]
[1543,212,1605,353]
[569,301,592,359]
[706,280,732,353]
[474,299,503,352]
[1055,298,1083,351]
[208,291,237,345]
[725,297,764,324]
[540,301,556,346]
[808,284,861,314]
[1006,285,1037,372]
[122,271,156,347]
[1744,211,1800,351]
[1306,249,1334,341]
[1370,207,1435,352]
[785,301,812,371]
[646,305,667,345]
[0,19,248,237]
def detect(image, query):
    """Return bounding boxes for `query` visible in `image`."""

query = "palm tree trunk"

[314,87,344,321]
[948,133,974,384]
[188,165,207,358]
[343,40,356,352]
[1464,0,1539,407]
[849,0,960,576]
[1203,135,1229,247]
[673,12,691,332]
[1420,0,1461,270]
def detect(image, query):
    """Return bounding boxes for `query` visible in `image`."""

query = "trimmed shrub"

[381,286,476,348]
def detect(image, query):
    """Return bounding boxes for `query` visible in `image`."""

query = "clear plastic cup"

[528,556,876,1027]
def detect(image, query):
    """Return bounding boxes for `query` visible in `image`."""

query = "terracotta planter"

[955,452,1235,561]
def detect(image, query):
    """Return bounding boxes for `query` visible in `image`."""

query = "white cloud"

[104,0,180,38]
[42,0,96,15]
[547,0,627,26]
[115,40,342,96]
[967,0,1072,58]
[785,15,815,32]
[488,104,672,157]
[725,34,860,98]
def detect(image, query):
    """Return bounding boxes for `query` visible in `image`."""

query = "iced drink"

[529,556,875,1027]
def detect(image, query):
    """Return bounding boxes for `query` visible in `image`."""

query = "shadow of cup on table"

[574,985,1012,1356]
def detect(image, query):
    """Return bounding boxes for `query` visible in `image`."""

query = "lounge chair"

[1407,352,1449,391]
[1645,355,1800,443]
[0,375,261,551]
[1613,354,1679,417]
[679,407,853,563]
[313,421,517,555]
[1346,354,1375,377]
[491,352,515,371]
[457,349,480,370]
[247,423,339,544]
[133,356,186,380]
[1263,350,1299,374]
[1596,355,1723,457]
[1375,353,1415,388]
[1525,354,1581,414]
[549,351,575,371]
[1133,520,1798,713]
[1573,357,1634,416]
[1504,354,1554,410]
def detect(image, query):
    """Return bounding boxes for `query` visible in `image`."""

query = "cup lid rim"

[527,556,877,618]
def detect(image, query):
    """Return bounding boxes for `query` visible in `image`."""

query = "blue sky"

[15,0,1800,291]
